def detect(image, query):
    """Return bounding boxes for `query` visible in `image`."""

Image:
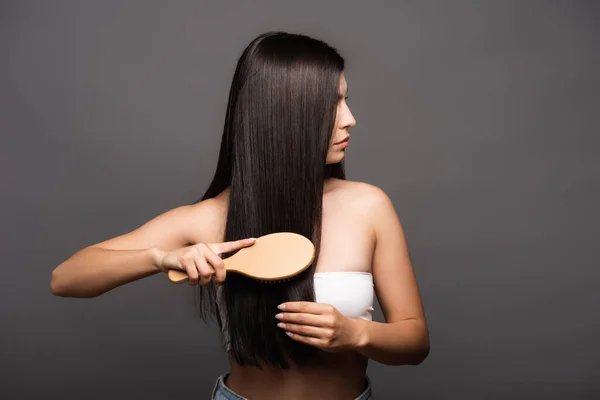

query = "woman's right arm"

[50,204,201,298]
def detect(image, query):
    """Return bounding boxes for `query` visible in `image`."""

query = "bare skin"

[51,178,427,399]
[50,72,429,399]
[211,179,379,399]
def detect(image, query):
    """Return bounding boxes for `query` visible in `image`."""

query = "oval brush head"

[167,232,315,284]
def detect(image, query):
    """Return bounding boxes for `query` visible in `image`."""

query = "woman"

[51,31,429,399]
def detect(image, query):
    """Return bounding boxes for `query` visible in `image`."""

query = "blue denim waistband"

[211,373,373,399]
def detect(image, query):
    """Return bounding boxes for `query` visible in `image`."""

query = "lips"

[335,135,350,145]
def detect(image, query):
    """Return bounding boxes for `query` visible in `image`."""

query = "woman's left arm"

[354,187,430,365]
[277,186,429,365]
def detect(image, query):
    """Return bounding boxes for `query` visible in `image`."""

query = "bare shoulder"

[329,178,393,211]
[325,178,397,243]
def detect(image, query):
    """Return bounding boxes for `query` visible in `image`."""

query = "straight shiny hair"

[195,31,346,368]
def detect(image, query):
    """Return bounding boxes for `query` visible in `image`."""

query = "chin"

[326,152,345,164]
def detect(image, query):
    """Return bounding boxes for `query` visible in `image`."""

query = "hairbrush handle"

[167,269,199,283]
[166,232,315,284]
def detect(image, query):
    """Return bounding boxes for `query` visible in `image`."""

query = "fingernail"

[277,322,284,328]
[277,304,285,310]
[275,313,283,319]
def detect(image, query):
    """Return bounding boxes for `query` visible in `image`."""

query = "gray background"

[2,0,599,398]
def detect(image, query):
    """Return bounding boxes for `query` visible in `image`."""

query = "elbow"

[50,265,102,298]
[391,342,429,367]
[50,263,81,297]
[410,329,430,365]
[409,342,430,365]
[50,249,99,298]
[389,344,429,366]
[50,267,68,297]
[399,323,430,366]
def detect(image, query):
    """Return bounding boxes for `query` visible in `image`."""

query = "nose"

[343,110,356,129]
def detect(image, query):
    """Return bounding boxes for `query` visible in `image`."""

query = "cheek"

[333,107,341,128]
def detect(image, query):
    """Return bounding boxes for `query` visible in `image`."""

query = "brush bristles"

[256,277,293,284]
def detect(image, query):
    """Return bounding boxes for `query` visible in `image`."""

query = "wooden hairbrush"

[167,232,316,283]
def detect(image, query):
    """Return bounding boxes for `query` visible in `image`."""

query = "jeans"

[211,373,373,399]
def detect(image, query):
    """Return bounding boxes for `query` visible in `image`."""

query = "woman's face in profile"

[326,72,356,164]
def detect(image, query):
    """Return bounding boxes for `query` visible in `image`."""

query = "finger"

[275,312,330,327]
[210,238,256,255]
[277,322,329,338]
[195,257,214,286]
[278,302,334,315]
[182,258,198,285]
[203,250,226,283]
[284,332,324,348]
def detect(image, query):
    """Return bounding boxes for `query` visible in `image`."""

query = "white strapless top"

[216,272,375,351]
[313,272,375,320]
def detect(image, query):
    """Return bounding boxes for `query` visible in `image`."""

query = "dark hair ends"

[194,31,346,369]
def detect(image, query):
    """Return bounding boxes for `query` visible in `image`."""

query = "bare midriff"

[225,350,368,399]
